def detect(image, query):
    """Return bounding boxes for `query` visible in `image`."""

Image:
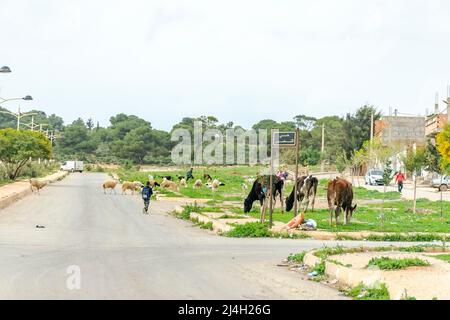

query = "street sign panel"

[272,131,297,146]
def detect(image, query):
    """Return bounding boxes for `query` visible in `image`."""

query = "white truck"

[60,161,84,173]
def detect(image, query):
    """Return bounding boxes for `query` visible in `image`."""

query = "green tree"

[437,124,450,173]
[0,129,52,180]
[342,105,382,158]
[424,140,442,174]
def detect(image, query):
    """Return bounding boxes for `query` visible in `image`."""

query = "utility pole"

[293,128,300,217]
[369,112,374,167]
[321,123,325,172]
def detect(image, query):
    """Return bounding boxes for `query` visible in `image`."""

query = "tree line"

[1,104,449,173]
[0,104,384,166]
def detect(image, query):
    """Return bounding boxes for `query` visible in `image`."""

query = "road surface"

[0,173,352,299]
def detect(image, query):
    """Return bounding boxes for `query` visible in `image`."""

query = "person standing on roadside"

[395,171,406,193]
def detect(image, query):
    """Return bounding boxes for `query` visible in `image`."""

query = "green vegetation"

[366,233,444,242]
[224,222,271,238]
[287,252,306,264]
[431,254,450,263]
[367,257,430,270]
[0,129,52,180]
[346,282,390,300]
[197,221,214,231]
[312,261,326,276]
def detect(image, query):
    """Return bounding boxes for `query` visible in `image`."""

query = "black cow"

[244,175,284,213]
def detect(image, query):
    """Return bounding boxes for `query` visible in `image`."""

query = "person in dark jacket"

[141,181,153,214]
[186,168,194,181]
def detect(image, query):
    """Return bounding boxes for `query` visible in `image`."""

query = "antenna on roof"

[435,92,439,114]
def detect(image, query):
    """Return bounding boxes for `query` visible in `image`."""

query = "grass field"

[116,166,450,234]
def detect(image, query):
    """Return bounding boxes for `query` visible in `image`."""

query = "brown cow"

[327,177,357,225]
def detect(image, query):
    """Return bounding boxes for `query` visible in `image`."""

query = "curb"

[0,171,69,210]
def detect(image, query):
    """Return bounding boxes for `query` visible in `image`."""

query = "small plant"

[314,246,345,259]
[367,256,430,270]
[401,290,417,300]
[198,221,214,231]
[312,261,326,276]
[180,204,201,220]
[225,222,271,238]
[287,252,306,264]
[398,246,425,253]
[346,282,390,300]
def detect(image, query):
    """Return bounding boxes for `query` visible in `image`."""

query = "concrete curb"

[302,247,450,300]
[0,171,69,210]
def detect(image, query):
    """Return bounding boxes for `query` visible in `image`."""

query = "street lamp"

[0,106,37,131]
[0,95,33,106]
[0,66,11,73]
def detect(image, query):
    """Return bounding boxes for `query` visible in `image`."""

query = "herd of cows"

[243,175,357,226]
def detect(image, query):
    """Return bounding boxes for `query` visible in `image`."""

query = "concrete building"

[375,115,426,147]
[425,92,450,143]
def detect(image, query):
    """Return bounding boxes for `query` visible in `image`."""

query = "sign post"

[271,130,299,226]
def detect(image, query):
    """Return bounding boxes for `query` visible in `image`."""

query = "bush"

[347,282,390,300]
[225,222,271,238]
[287,252,306,264]
[367,256,430,270]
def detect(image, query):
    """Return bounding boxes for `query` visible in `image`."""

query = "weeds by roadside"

[367,256,430,270]
[346,282,390,300]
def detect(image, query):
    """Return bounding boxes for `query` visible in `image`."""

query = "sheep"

[203,174,213,182]
[102,180,118,194]
[211,179,225,192]
[179,178,187,188]
[121,181,143,195]
[161,178,179,192]
[30,179,47,194]
[193,179,202,189]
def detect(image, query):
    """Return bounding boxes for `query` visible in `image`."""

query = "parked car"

[365,169,385,186]
[431,175,450,191]
[60,161,84,173]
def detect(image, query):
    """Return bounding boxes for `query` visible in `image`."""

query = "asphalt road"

[0,173,353,300]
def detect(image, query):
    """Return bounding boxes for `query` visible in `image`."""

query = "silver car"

[365,169,384,186]
[431,175,450,191]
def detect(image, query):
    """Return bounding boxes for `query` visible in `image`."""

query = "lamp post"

[0,95,33,106]
[0,106,37,131]
[22,116,43,131]
[0,66,11,73]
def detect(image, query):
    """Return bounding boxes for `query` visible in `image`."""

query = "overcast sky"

[1,0,450,131]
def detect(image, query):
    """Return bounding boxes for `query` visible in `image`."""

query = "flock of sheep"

[101,173,227,195]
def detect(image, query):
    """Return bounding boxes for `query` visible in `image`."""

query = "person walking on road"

[395,171,406,193]
[141,181,153,214]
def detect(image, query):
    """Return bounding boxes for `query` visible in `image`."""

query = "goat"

[179,178,187,188]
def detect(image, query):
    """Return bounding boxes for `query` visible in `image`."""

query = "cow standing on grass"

[285,175,318,213]
[327,177,357,225]
[244,175,284,219]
